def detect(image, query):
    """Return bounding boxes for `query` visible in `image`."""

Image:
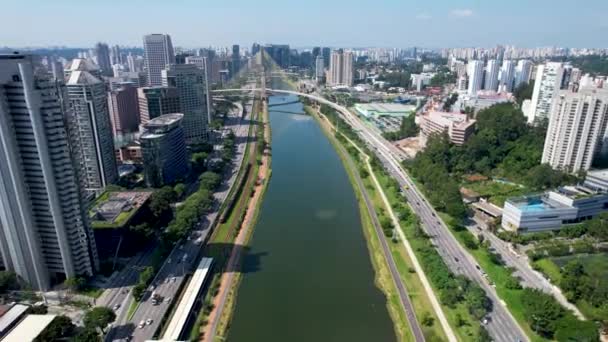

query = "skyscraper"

[467,60,484,95]
[95,42,112,76]
[498,60,515,92]
[143,34,175,86]
[527,62,565,124]
[315,55,325,82]
[137,86,181,124]
[141,114,189,187]
[110,45,122,65]
[541,87,608,172]
[514,59,533,89]
[162,64,210,143]
[232,44,240,77]
[185,56,213,123]
[322,47,331,68]
[264,44,290,68]
[328,49,354,86]
[0,54,98,290]
[66,63,118,201]
[108,82,140,138]
[484,59,499,91]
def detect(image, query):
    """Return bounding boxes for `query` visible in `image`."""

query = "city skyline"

[1,0,607,48]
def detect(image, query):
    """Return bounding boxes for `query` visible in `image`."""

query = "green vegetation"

[34,316,76,342]
[83,307,116,333]
[443,93,458,111]
[534,254,608,323]
[560,55,608,75]
[407,103,577,222]
[522,289,599,341]
[429,67,457,87]
[514,81,534,105]
[131,266,155,301]
[383,114,419,141]
[322,105,489,340]
[464,180,528,206]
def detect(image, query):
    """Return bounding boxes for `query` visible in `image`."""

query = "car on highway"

[454,257,459,262]
[138,320,145,329]
[146,318,153,325]
[113,304,120,311]
[171,276,176,283]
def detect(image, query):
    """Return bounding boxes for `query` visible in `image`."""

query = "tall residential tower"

[0,54,98,290]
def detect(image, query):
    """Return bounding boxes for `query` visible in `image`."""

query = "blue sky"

[1,0,607,48]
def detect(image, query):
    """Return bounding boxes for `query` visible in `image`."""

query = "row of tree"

[34,306,116,342]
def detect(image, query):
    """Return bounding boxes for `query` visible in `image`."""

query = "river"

[227,83,396,342]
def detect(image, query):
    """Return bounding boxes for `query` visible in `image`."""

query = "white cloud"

[450,9,474,17]
[416,13,432,20]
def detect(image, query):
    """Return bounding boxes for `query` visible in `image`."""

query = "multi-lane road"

[105,96,255,342]
[324,95,528,342]
[207,87,530,341]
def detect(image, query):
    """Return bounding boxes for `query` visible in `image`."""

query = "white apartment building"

[0,54,98,290]
[541,86,608,172]
[484,59,499,91]
[514,59,533,89]
[328,50,354,86]
[410,73,434,92]
[467,60,484,95]
[143,34,175,86]
[66,67,118,201]
[527,62,565,124]
[498,60,515,92]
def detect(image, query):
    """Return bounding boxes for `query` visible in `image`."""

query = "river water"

[227,84,396,342]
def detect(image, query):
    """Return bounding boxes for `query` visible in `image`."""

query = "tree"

[149,186,177,217]
[476,326,492,342]
[464,285,491,320]
[72,327,101,342]
[64,276,85,292]
[174,183,186,199]
[199,171,221,191]
[190,152,209,173]
[555,316,599,342]
[421,312,435,326]
[83,307,116,333]
[0,271,20,293]
[521,289,564,338]
[34,315,75,342]
[513,81,534,105]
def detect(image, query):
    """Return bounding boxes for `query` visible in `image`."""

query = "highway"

[337,116,425,342]
[326,98,528,342]
[106,95,255,342]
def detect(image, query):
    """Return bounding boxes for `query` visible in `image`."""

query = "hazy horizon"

[1,0,607,49]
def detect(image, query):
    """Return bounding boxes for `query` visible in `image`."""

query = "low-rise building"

[420,111,476,145]
[354,103,416,119]
[584,169,608,192]
[456,91,514,114]
[502,185,608,232]
[1,314,56,342]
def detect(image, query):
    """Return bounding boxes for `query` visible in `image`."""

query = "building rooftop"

[355,103,416,117]
[90,191,153,229]
[0,304,29,336]
[2,314,56,342]
[506,194,570,212]
[66,70,102,85]
[426,111,476,130]
[65,58,100,72]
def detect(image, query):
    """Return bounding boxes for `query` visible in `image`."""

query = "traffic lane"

[397,178,519,341]
[368,135,525,341]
